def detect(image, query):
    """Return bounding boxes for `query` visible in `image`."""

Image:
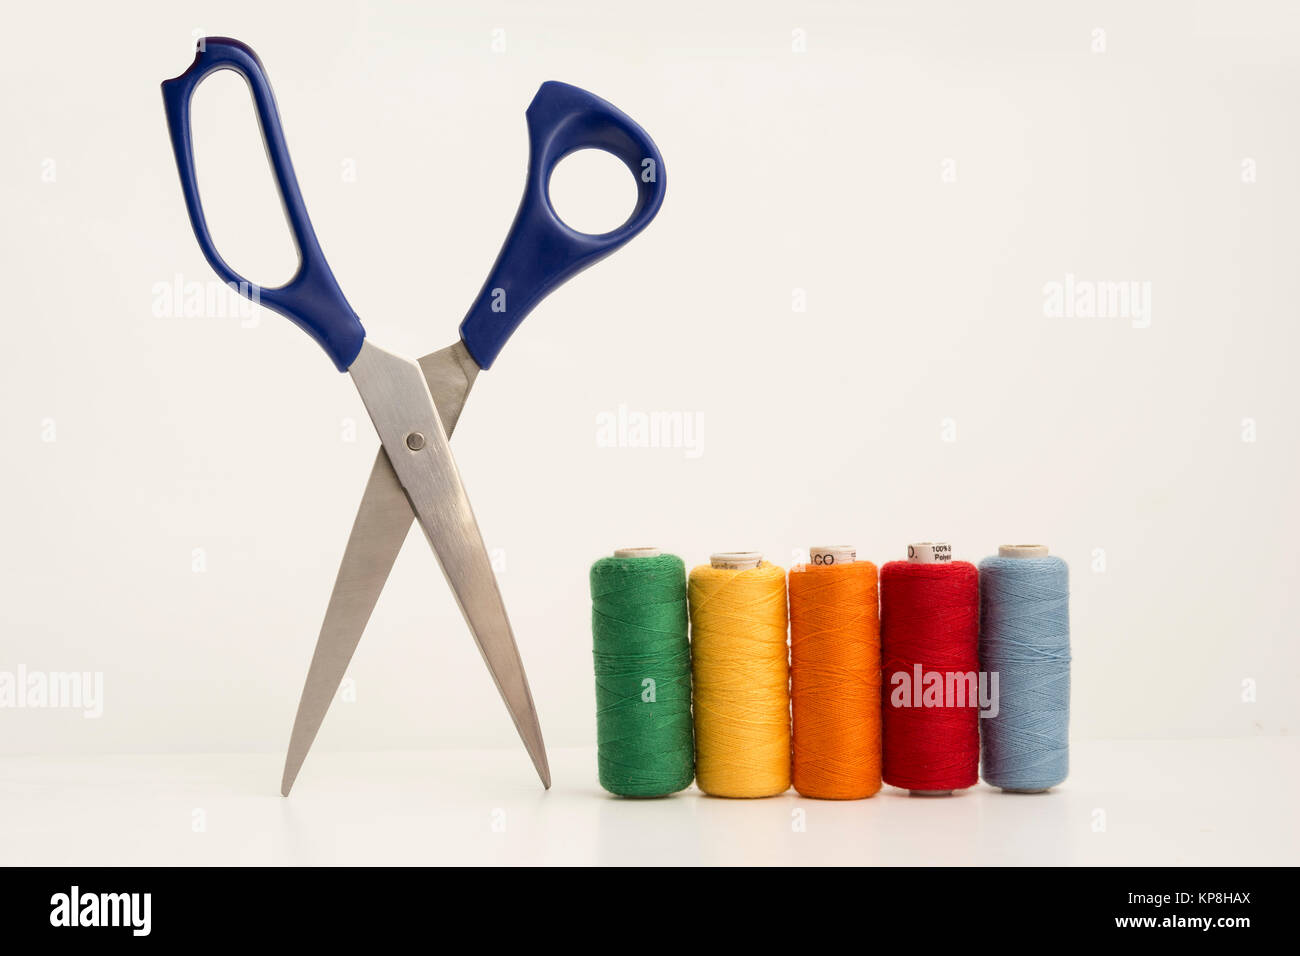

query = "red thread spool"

[880,543,979,794]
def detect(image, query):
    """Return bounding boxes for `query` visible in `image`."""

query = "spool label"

[907,542,952,563]
[810,546,856,566]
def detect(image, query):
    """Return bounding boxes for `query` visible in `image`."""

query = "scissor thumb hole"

[545,147,644,237]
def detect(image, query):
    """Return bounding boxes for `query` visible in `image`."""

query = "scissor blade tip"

[280,762,302,797]
[534,756,552,790]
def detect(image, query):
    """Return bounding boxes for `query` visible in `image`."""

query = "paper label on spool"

[810,545,856,566]
[907,542,952,564]
[710,552,762,570]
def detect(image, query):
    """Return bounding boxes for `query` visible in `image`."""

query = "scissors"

[161,38,666,794]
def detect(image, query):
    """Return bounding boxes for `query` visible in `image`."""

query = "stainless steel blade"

[279,448,410,797]
[281,339,548,795]
[281,343,481,796]
[417,339,479,435]
[350,341,548,787]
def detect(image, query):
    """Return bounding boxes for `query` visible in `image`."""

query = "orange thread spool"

[789,546,881,800]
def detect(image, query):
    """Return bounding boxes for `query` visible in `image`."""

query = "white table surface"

[1,739,1294,866]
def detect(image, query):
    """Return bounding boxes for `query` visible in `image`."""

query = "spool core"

[995,543,1051,794]
[998,544,1048,559]
[907,542,952,564]
[906,541,954,795]
[810,545,856,566]
[710,552,762,570]
[614,547,662,559]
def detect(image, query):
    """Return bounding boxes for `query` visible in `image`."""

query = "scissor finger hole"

[547,148,639,235]
[190,69,301,288]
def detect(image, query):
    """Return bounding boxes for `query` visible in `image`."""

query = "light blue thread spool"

[978,546,1071,792]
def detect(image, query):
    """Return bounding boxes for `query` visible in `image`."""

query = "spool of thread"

[789,546,881,800]
[590,548,694,797]
[978,545,1071,793]
[881,543,980,795]
[689,552,790,798]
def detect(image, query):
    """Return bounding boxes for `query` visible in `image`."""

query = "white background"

[1,1,1297,864]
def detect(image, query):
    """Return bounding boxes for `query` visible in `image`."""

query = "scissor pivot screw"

[406,432,426,451]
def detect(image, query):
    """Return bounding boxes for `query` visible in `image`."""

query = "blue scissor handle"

[458,81,667,369]
[161,38,366,371]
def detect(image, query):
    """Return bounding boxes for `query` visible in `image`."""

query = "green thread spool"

[590,548,694,796]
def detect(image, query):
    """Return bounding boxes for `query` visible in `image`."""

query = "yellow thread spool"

[689,553,791,797]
